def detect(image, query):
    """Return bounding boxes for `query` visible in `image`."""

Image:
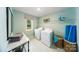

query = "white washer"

[41,29,53,47]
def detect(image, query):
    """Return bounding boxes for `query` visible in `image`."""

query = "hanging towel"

[65,25,71,41]
[54,35,58,44]
[65,25,77,43]
[69,25,77,43]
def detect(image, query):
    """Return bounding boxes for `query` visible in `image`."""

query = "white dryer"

[34,27,43,40]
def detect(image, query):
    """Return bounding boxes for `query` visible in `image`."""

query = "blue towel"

[54,35,58,44]
[65,25,71,41]
[69,25,77,43]
[65,25,77,43]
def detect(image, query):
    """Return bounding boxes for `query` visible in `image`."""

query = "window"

[27,20,31,29]
[26,19,33,30]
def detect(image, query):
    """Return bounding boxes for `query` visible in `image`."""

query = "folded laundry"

[8,33,23,43]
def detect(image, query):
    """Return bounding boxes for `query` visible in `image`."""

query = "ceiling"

[13,7,67,17]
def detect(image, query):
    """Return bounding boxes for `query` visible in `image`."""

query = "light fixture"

[37,8,41,11]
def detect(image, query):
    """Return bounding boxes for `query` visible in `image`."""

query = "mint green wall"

[39,8,76,36]
[12,10,38,39]
[12,8,76,39]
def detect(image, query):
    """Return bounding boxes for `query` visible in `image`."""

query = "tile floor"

[27,38,65,52]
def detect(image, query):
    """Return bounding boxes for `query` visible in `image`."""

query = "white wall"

[0,7,8,52]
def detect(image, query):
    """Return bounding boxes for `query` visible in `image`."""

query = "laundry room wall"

[38,8,76,37]
[12,10,38,39]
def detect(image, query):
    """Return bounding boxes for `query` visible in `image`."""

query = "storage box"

[55,35,64,48]
[64,40,77,52]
